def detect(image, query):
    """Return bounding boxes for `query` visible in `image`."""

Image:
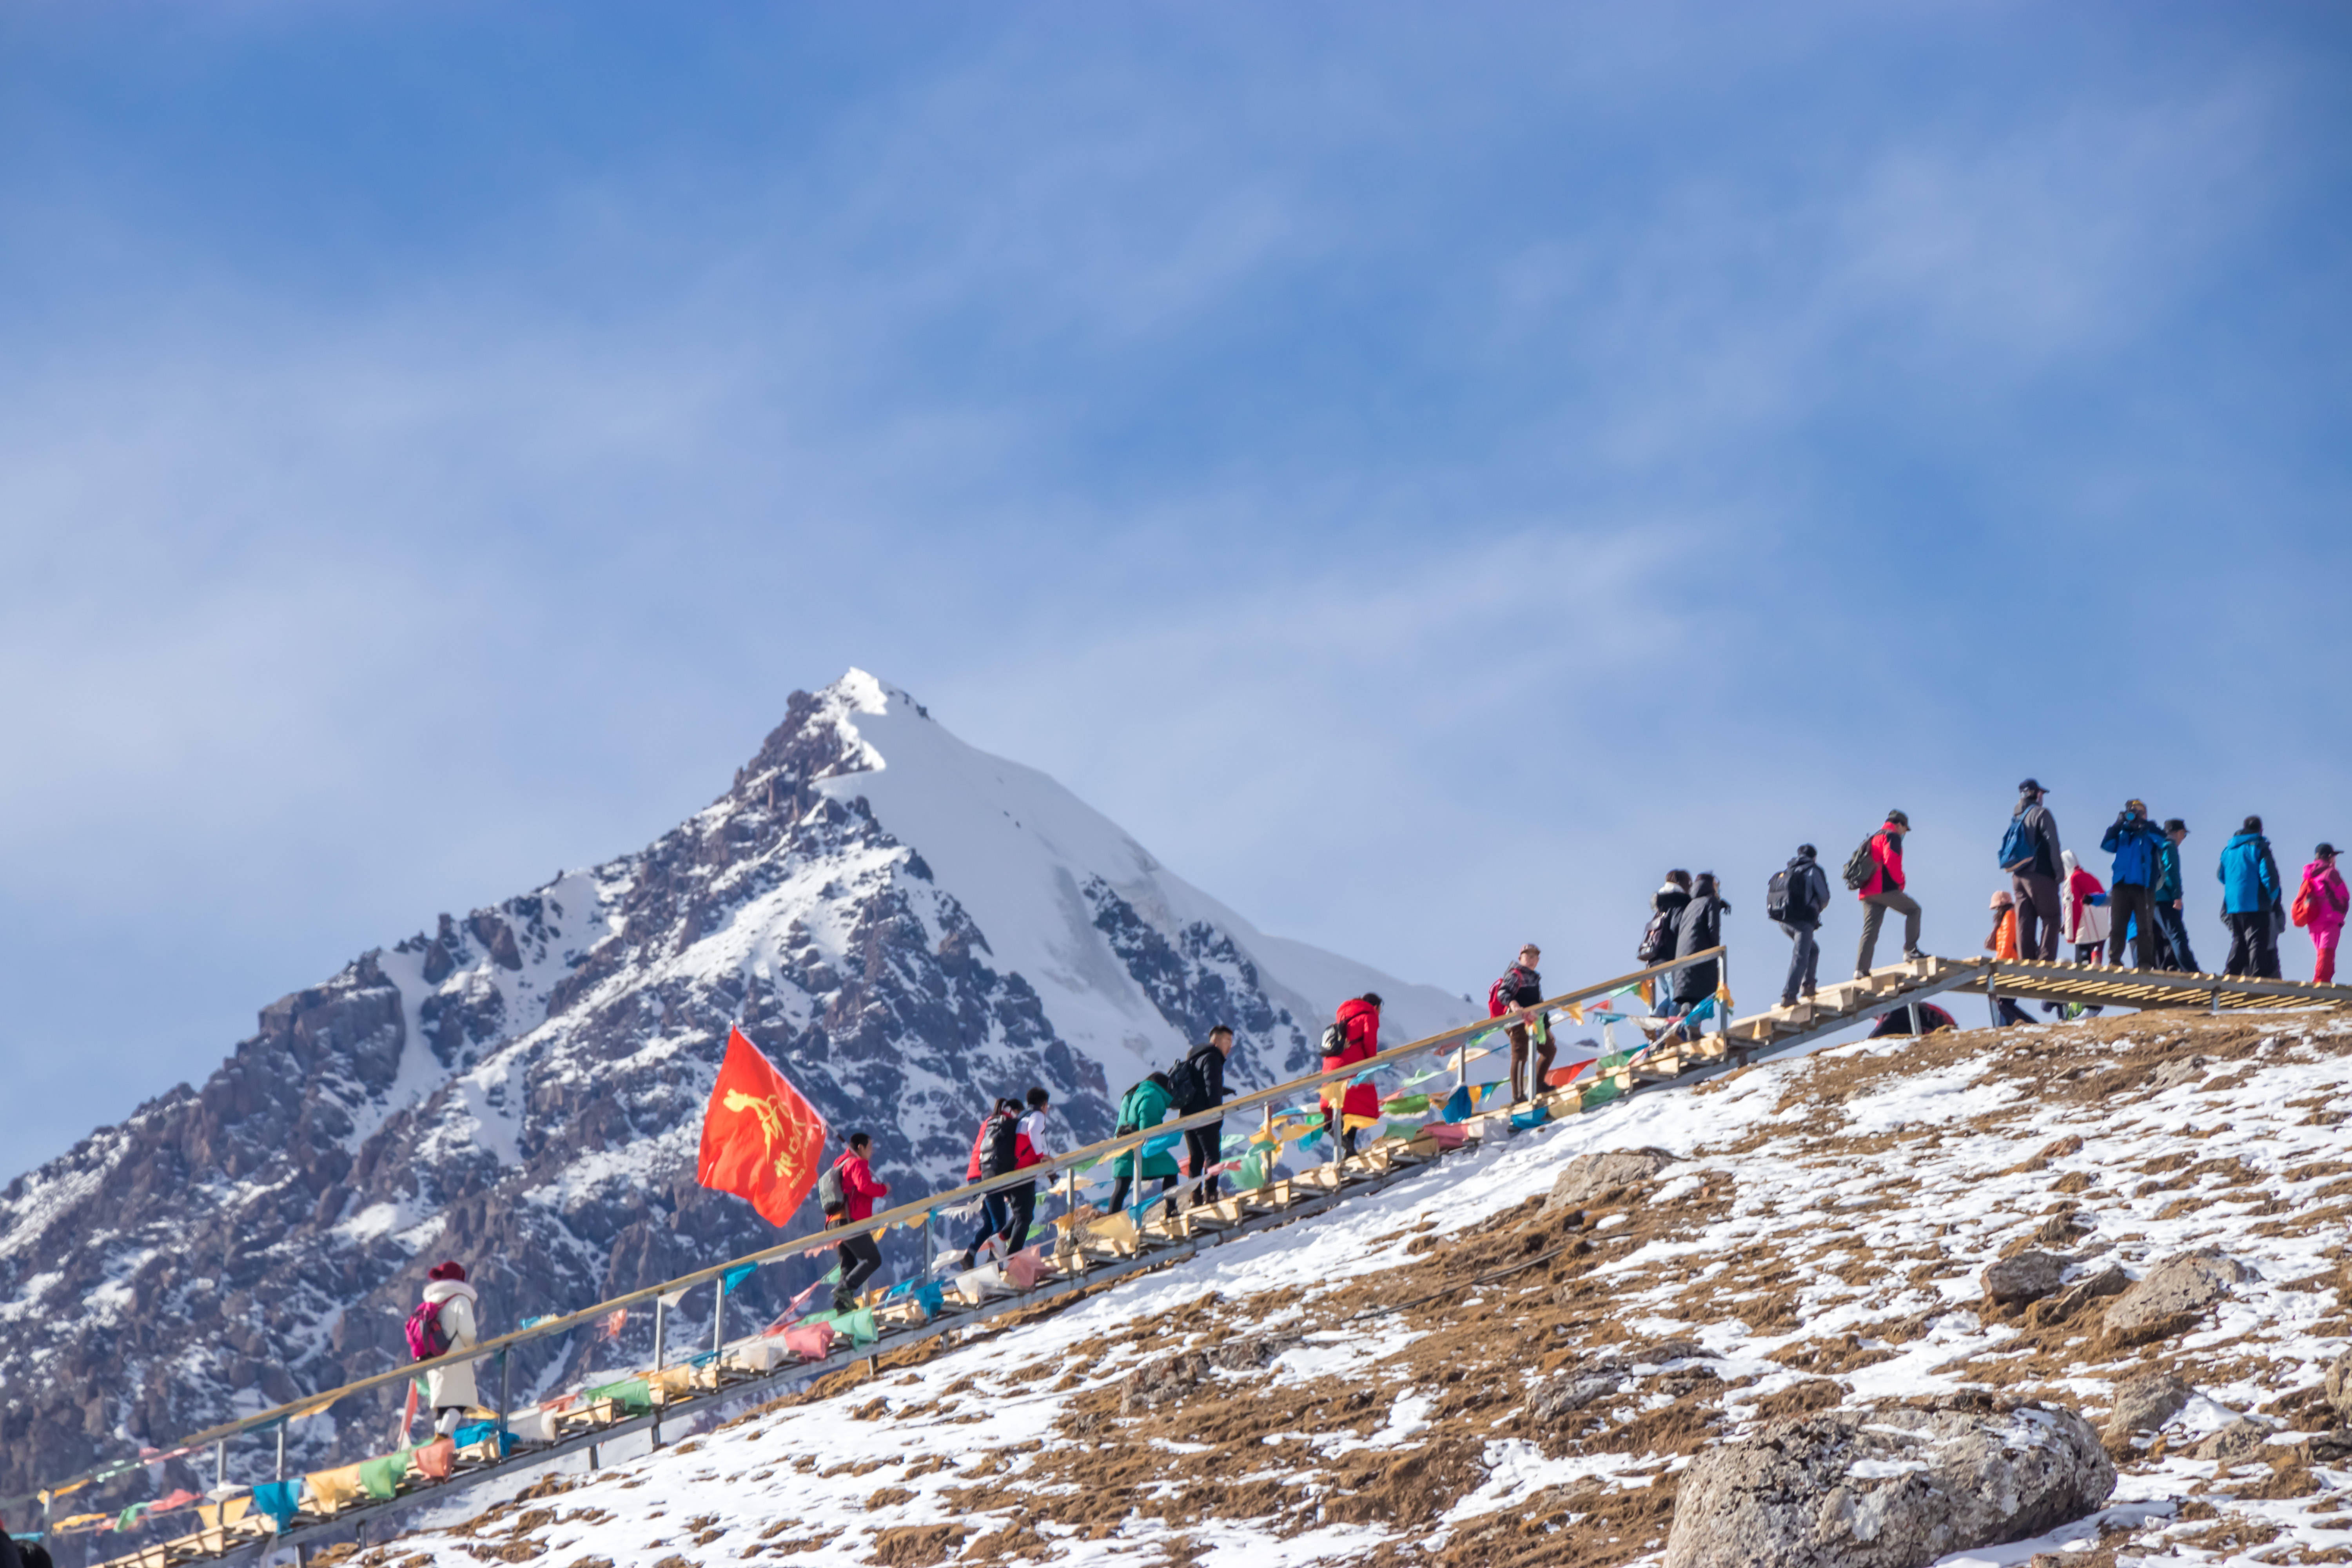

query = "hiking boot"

[949,1249,976,1272]
[830,1288,856,1314]
[1902,948,1926,962]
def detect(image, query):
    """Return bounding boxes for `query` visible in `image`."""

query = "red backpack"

[405,1298,451,1361]
[2292,877,2316,929]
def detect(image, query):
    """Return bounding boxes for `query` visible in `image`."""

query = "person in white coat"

[420,1260,481,1436]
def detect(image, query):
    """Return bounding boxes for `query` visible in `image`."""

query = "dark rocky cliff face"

[0,676,1383,1528]
[0,686,1112,1513]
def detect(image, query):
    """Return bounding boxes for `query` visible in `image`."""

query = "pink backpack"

[405,1298,451,1361]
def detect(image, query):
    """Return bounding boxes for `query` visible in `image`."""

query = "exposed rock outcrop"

[1663,1397,2114,1568]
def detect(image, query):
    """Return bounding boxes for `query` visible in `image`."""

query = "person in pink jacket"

[2300,844,2348,984]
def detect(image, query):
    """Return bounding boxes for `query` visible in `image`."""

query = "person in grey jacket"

[2003,780,2063,962]
[1775,845,1832,1006]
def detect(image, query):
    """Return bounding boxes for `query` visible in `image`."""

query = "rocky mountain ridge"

[0,671,1465,1510]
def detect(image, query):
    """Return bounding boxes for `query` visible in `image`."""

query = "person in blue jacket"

[2219,815,2284,979]
[2100,800,2166,970]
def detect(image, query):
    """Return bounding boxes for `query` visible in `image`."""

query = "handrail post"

[496,1347,510,1450]
[214,1437,225,1493]
[275,1423,285,1481]
[652,1295,667,1372]
[711,1280,724,1363]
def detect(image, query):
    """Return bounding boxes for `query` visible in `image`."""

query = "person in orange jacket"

[1321,994,1383,1158]
[1984,891,2031,1026]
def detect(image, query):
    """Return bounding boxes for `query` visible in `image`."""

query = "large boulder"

[1544,1148,1677,1212]
[1984,1250,2068,1305]
[2104,1373,2193,1440]
[2324,1349,2352,1424]
[2102,1250,2254,1347]
[1662,1398,2114,1568]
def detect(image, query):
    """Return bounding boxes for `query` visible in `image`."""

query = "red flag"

[697,1027,828,1226]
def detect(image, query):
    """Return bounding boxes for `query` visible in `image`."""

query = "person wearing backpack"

[2296,844,2346,984]
[2001,780,2064,962]
[1105,1073,1180,1220]
[1169,1028,1236,1204]
[1642,872,1693,1010]
[1849,811,1922,977]
[1488,945,1552,1104]
[2098,799,2165,971]
[822,1132,889,1310]
[952,1098,1026,1269]
[2219,817,2285,979]
[411,1261,481,1437]
[1320,994,1383,1158]
[1768,846,1830,1007]
[2153,818,2200,974]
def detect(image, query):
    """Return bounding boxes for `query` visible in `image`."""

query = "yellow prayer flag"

[304,1463,367,1514]
[1639,977,1655,1006]
[1565,1001,1585,1024]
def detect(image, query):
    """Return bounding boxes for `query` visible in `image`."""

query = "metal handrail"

[9,947,1717,1517]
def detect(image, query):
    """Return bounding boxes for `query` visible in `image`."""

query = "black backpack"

[1637,908,1678,963]
[1319,1020,1348,1059]
[975,1108,1020,1178]
[1768,863,1820,925]
[1840,838,1877,891]
[1165,1054,1205,1115]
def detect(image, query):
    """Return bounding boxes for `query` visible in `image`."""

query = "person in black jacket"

[1664,873,1729,1042]
[1646,871,1693,1010]
[1774,847,1831,1007]
[1172,1026,1236,1206]
[1490,945,1552,1104]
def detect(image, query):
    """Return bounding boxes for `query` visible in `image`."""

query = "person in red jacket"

[828,1132,889,1312]
[1321,994,1383,1158]
[1852,810,1923,978]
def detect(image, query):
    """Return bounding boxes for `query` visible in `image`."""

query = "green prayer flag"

[358,1449,410,1501]
[583,1378,653,1416]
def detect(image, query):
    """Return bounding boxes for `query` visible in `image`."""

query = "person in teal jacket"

[2219,816,2283,978]
[2153,819,2200,974]
[1105,1071,1180,1218]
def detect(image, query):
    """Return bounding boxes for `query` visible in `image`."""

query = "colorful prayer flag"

[696,1026,829,1226]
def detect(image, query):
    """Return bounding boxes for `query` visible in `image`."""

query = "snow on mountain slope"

[811,669,1466,1091]
[0,671,1468,1517]
[375,1009,2352,1568]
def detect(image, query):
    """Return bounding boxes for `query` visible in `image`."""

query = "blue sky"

[4,3,2347,1174]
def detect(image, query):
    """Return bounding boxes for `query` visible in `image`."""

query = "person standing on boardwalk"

[1641,872,1693,1012]
[1851,811,1922,976]
[2002,780,2064,962]
[1167,1030,1235,1207]
[1769,845,1830,1006]
[1321,994,1383,1157]
[1488,945,1553,1105]
[825,1132,890,1310]
[1984,891,2033,1025]
[416,1261,481,1437]
[2154,819,2200,974]
[2100,800,2165,971]
[2220,817,2285,979]
[2296,844,2347,984]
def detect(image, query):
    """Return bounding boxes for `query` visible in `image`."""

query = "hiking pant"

[1184,1122,1223,1205]
[2012,871,2062,962]
[2156,902,2200,975]
[836,1231,882,1301]
[1105,1173,1173,1216]
[2224,912,2281,979]
[2107,884,2159,969]
[999,1181,1036,1253]
[1855,889,1922,973]
[2317,928,2341,985]
[1778,921,1819,1004]
[1994,995,2033,1027]
[965,1192,1011,1258]
[1506,1021,1555,1101]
